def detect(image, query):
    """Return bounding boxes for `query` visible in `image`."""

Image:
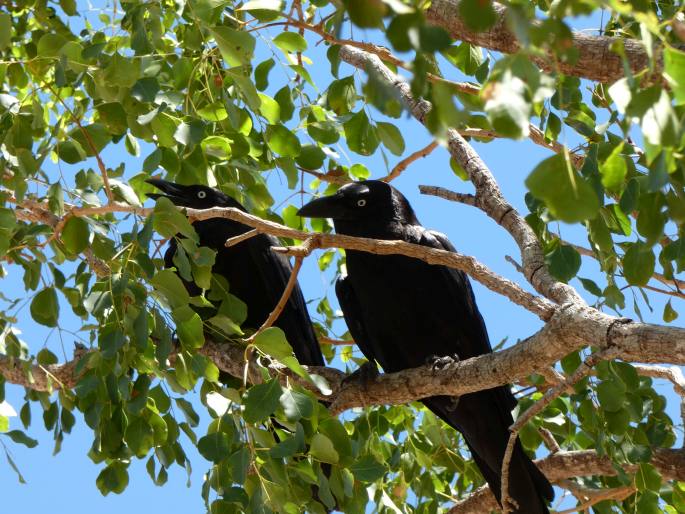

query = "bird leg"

[426,354,461,411]
[342,360,379,390]
[426,353,460,372]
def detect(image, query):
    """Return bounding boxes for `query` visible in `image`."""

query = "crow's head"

[146,178,243,210]
[297,180,418,225]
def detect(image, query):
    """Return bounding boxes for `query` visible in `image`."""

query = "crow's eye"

[357,199,367,207]
[198,191,207,199]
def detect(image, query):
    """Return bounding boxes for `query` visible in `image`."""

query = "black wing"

[335,275,379,365]
[245,234,325,367]
[418,229,496,359]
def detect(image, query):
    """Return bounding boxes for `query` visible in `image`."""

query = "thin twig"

[381,141,439,182]
[245,236,320,343]
[225,229,259,248]
[539,427,561,453]
[419,185,477,206]
[45,83,114,203]
[318,336,355,346]
[554,485,635,514]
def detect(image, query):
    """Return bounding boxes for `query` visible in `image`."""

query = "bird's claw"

[426,353,460,372]
[342,361,380,390]
[445,396,460,412]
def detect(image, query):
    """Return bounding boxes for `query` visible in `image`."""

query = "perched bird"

[298,180,553,513]
[146,178,325,369]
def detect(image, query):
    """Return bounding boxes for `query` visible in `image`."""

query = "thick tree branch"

[5,305,685,408]
[337,45,582,306]
[426,0,660,85]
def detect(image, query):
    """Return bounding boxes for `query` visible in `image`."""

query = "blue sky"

[1,2,683,513]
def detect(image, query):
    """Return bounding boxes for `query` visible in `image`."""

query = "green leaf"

[600,143,627,194]
[151,270,190,309]
[0,14,11,49]
[202,136,232,160]
[152,196,197,241]
[198,432,231,462]
[37,34,68,57]
[4,446,26,483]
[197,102,228,122]
[5,430,38,448]
[252,327,294,360]
[623,243,655,287]
[103,53,140,88]
[273,32,308,53]
[344,110,380,156]
[111,179,141,207]
[596,379,626,412]
[69,124,111,157]
[296,144,326,170]
[125,417,154,457]
[546,244,581,283]
[664,46,685,105]
[96,462,129,495]
[279,389,314,421]
[350,454,386,482]
[636,463,661,492]
[30,288,59,327]
[309,433,339,464]
[173,307,205,349]
[265,124,301,157]
[327,76,356,115]
[345,0,386,28]
[258,93,280,124]
[228,447,250,484]
[254,58,275,91]
[640,89,678,147]
[458,0,497,32]
[636,490,661,514]
[605,408,630,435]
[525,154,600,223]
[211,27,256,66]
[663,299,678,323]
[61,217,90,255]
[376,122,405,156]
[243,379,282,424]
[484,71,530,139]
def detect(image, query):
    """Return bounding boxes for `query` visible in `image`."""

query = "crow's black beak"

[145,178,188,204]
[297,194,346,219]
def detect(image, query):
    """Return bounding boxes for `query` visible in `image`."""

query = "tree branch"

[381,141,439,182]
[426,0,660,85]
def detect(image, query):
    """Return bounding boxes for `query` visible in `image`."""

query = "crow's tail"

[423,388,553,514]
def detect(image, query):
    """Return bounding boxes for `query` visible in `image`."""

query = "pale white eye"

[357,199,367,207]
[198,191,207,199]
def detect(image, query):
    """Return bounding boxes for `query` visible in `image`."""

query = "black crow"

[298,180,553,513]
[146,178,325,369]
